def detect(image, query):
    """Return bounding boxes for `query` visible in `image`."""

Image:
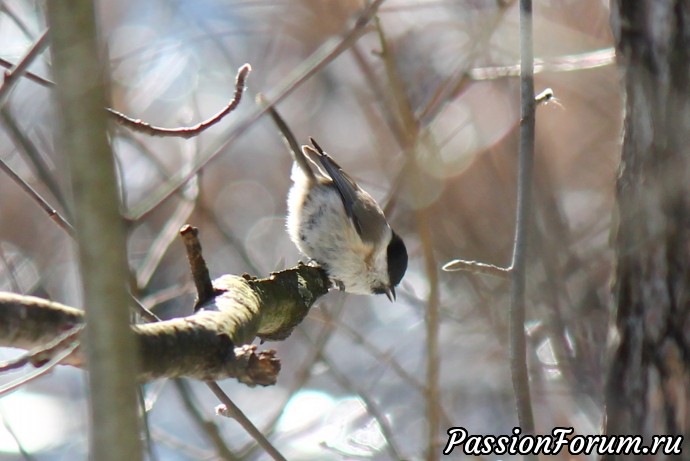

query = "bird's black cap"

[387,231,408,288]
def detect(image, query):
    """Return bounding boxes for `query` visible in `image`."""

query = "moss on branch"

[0,264,330,385]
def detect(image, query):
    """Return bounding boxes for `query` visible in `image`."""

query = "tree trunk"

[47,1,142,459]
[606,1,690,459]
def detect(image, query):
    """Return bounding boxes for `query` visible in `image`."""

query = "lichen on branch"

[0,263,330,386]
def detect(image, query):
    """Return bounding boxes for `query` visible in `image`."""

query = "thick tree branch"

[0,264,330,384]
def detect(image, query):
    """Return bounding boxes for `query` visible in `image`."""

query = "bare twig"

[0,157,75,236]
[0,324,83,373]
[210,382,288,461]
[509,0,537,449]
[0,142,159,323]
[310,342,405,460]
[0,106,71,215]
[0,58,52,87]
[0,2,34,40]
[442,259,511,279]
[469,47,615,80]
[174,380,239,461]
[129,292,161,323]
[127,0,386,221]
[0,341,79,397]
[180,225,216,307]
[0,247,21,293]
[177,227,288,460]
[242,300,348,460]
[135,183,197,289]
[350,44,407,149]
[419,208,441,461]
[0,29,49,106]
[116,128,262,274]
[322,309,425,392]
[372,17,441,460]
[107,64,251,138]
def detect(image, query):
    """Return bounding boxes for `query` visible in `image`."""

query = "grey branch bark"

[509,0,536,445]
[606,1,690,459]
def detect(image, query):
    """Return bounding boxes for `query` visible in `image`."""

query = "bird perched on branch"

[285,136,407,300]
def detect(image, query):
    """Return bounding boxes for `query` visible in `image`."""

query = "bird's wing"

[305,138,388,244]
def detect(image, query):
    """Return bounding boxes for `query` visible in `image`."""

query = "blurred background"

[0,0,619,459]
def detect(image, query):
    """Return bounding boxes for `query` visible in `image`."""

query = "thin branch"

[0,44,614,92]
[0,29,49,106]
[242,301,348,460]
[127,0,386,222]
[0,2,34,40]
[469,47,615,80]
[509,0,537,449]
[0,341,79,397]
[107,64,251,138]
[320,308,426,393]
[0,157,75,236]
[0,243,22,293]
[0,58,52,87]
[138,387,160,461]
[180,225,216,307]
[0,324,83,373]
[442,259,511,279]
[310,343,405,460]
[150,426,215,459]
[177,229,290,461]
[135,196,196,289]
[0,106,71,216]
[129,291,161,323]
[210,382,288,461]
[373,16,441,460]
[0,149,159,322]
[174,380,239,461]
[419,207,442,461]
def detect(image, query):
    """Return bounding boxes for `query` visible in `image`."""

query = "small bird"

[284,136,408,300]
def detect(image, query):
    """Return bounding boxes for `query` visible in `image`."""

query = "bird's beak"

[385,287,396,302]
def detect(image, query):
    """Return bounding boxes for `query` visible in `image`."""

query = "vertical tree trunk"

[606,1,690,459]
[47,1,142,459]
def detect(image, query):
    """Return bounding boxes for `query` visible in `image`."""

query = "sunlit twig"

[509,0,537,452]
[107,64,251,139]
[210,382,287,461]
[442,259,511,279]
